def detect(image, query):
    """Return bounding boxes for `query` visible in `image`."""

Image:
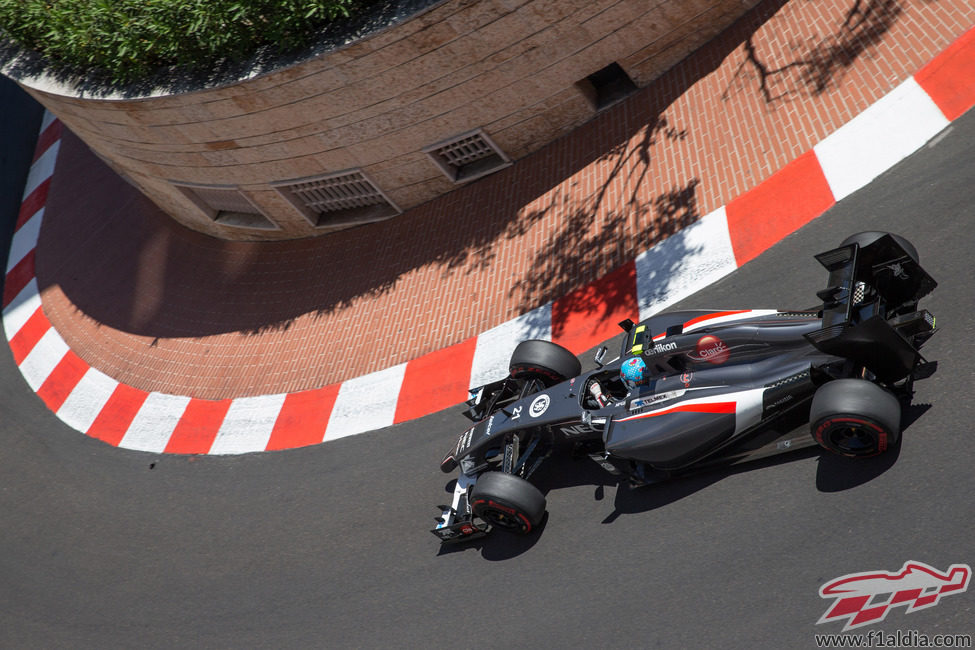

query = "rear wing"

[805,235,937,382]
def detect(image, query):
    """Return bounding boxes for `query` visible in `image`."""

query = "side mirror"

[593,346,607,368]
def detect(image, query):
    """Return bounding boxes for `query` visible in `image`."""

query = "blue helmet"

[620,357,648,389]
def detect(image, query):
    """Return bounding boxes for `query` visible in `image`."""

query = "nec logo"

[817,561,971,631]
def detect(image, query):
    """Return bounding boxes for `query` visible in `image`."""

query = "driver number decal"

[529,394,550,417]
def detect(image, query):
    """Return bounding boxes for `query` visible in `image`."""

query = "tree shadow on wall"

[509,117,697,318]
[34,48,714,343]
[723,0,906,104]
[30,0,912,346]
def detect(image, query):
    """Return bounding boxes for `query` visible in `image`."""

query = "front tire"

[509,339,581,387]
[810,379,901,457]
[470,472,546,534]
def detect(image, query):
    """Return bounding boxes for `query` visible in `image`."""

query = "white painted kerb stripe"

[209,393,288,455]
[22,140,60,200]
[7,208,43,273]
[636,206,738,321]
[469,302,553,389]
[3,282,43,340]
[56,367,119,433]
[118,393,191,453]
[19,326,69,390]
[325,363,408,441]
[40,111,57,133]
[814,77,950,202]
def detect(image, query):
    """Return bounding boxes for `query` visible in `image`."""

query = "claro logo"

[694,335,729,364]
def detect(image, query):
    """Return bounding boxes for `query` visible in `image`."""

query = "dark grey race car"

[432,232,938,544]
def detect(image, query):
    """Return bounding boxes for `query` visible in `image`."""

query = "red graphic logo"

[818,561,971,631]
[695,335,729,364]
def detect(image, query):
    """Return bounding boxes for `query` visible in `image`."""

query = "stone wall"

[11,0,761,240]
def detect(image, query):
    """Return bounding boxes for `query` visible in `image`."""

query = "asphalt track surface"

[2,103,975,647]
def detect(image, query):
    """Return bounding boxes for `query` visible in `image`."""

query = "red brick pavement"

[34,0,975,400]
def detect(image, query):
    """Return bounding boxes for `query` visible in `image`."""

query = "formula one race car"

[432,232,938,544]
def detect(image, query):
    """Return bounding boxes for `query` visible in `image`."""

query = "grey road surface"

[1,99,973,648]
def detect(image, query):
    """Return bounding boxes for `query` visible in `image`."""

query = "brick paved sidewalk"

[33,0,974,400]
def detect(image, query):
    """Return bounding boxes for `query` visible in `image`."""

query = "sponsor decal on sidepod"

[694,335,730,364]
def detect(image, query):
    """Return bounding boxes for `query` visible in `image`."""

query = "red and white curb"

[4,26,974,455]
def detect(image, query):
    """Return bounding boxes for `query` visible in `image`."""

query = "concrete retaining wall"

[9,0,761,240]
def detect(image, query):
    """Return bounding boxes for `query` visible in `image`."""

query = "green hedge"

[0,0,360,83]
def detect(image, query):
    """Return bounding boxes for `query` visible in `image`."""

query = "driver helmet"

[620,357,649,389]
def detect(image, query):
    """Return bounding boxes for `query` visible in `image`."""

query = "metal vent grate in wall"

[175,183,277,230]
[425,129,510,183]
[276,170,400,228]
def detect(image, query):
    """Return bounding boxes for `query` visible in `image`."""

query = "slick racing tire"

[470,472,546,534]
[509,339,581,387]
[840,231,919,263]
[810,379,901,458]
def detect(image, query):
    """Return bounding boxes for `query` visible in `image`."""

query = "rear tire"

[840,231,918,263]
[810,379,901,457]
[509,339,581,387]
[470,472,546,534]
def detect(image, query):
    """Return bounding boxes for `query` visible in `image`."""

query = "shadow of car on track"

[597,402,925,518]
[600,445,822,524]
[434,401,928,558]
[434,511,550,561]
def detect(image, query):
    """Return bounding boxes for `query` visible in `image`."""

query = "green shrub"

[0,0,360,83]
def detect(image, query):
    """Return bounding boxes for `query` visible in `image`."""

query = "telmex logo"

[817,561,971,631]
